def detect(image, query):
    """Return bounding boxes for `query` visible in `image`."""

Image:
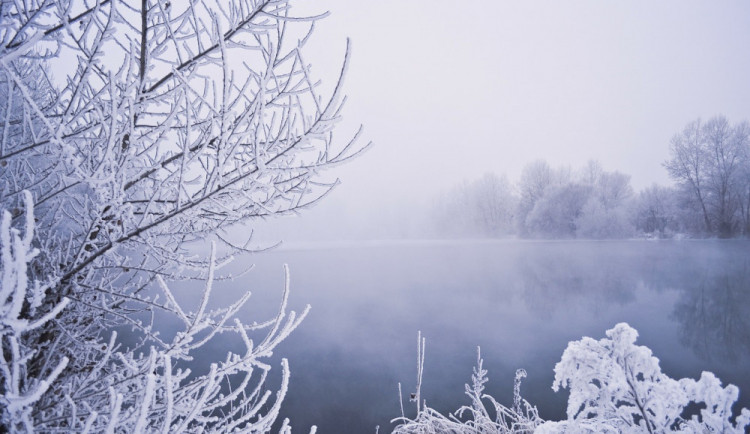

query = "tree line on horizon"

[432,116,750,239]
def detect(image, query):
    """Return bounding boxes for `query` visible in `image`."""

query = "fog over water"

[207,1,750,431]
[173,240,750,432]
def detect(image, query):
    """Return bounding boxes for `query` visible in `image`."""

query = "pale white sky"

[260,0,750,239]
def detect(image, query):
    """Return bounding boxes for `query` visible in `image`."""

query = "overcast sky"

[260,0,750,239]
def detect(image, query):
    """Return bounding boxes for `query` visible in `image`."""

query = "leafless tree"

[665,116,750,237]
[516,160,554,235]
[633,184,678,236]
[472,173,516,236]
[664,119,711,233]
[702,117,747,236]
[1,0,367,431]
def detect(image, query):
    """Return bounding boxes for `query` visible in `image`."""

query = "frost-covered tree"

[516,160,555,236]
[434,161,640,239]
[520,161,635,239]
[575,170,634,239]
[525,183,590,238]
[431,180,478,238]
[633,185,679,237]
[730,122,750,236]
[473,173,517,237]
[433,173,517,238]
[664,120,712,234]
[701,117,749,237]
[578,160,604,188]
[1,0,365,431]
[2,194,310,431]
[665,116,750,237]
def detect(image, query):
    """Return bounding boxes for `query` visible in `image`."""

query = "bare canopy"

[0,0,366,430]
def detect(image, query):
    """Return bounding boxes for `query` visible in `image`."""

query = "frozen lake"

[199,239,750,432]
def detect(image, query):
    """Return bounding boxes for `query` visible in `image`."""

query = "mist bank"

[434,115,750,240]
[432,160,670,240]
[243,116,750,244]
[428,160,747,240]
[248,161,745,244]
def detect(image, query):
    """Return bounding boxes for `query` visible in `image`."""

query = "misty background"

[210,2,750,430]
[240,0,750,243]
[221,2,750,430]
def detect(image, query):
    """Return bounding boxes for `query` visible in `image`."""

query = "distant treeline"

[433,116,750,239]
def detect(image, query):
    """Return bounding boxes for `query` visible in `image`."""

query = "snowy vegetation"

[394,324,750,433]
[1,0,365,431]
[2,194,309,431]
[2,1,747,432]
[392,335,542,434]
[432,118,750,239]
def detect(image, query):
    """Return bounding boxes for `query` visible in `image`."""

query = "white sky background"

[254,0,750,241]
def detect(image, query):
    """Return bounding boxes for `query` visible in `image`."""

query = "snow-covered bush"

[393,324,749,433]
[1,0,364,430]
[538,323,750,433]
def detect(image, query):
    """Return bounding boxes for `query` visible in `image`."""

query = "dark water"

[195,240,750,432]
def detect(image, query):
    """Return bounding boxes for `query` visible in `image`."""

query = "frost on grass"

[392,333,543,433]
[393,324,750,434]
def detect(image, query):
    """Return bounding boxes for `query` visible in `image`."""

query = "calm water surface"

[198,240,750,432]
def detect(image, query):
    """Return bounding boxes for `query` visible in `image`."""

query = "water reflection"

[511,242,750,366]
[515,243,640,318]
[672,259,750,362]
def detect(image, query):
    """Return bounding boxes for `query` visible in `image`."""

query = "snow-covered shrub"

[392,334,543,433]
[536,323,750,433]
[392,324,749,434]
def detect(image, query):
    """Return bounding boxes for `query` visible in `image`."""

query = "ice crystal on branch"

[1,0,364,430]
